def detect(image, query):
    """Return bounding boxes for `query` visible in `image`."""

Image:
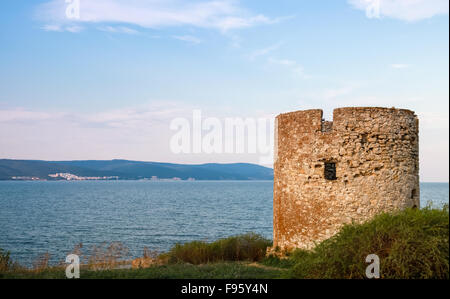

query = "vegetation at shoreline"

[163,233,271,265]
[2,262,285,279]
[265,205,449,279]
[1,206,448,279]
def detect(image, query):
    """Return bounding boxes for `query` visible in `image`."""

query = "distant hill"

[0,159,274,181]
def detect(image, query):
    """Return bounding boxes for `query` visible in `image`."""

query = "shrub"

[32,252,51,273]
[88,242,130,270]
[288,206,449,279]
[0,249,12,273]
[166,233,272,265]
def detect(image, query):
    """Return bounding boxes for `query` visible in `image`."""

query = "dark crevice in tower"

[321,119,333,132]
[324,162,337,180]
[361,134,368,144]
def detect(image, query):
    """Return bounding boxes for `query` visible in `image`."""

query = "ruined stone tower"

[273,107,419,251]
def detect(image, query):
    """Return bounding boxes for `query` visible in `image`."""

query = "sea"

[0,181,448,266]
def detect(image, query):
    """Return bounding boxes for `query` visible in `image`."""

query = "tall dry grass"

[32,252,50,273]
[165,233,272,265]
[87,242,130,270]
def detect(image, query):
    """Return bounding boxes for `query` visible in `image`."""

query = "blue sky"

[0,0,448,182]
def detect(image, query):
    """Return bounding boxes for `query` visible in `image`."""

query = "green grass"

[1,206,448,279]
[264,206,449,279]
[164,233,272,265]
[0,262,286,279]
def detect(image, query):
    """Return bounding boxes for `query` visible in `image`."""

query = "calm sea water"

[0,181,448,266]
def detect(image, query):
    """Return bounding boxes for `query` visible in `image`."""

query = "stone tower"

[273,107,419,251]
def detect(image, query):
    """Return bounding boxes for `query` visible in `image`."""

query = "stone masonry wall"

[273,107,419,251]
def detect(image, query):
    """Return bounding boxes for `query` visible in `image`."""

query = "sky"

[0,0,448,182]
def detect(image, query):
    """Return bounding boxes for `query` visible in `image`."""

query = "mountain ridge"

[0,159,274,181]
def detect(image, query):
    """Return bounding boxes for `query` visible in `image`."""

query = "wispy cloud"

[214,14,291,32]
[322,86,356,100]
[0,108,66,123]
[42,24,83,32]
[0,102,190,130]
[391,63,410,69]
[98,26,139,35]
[268,57,311,79]
[348,0,449,21]
[37,0,285,33]
[248,42,283,60]
[268,58,296,67]
[0,104,183,161]
[0,103,275,165]
[247,44,311,78]
[65,25,84,33]
[172,35,202,44]
[42,24,62,32]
